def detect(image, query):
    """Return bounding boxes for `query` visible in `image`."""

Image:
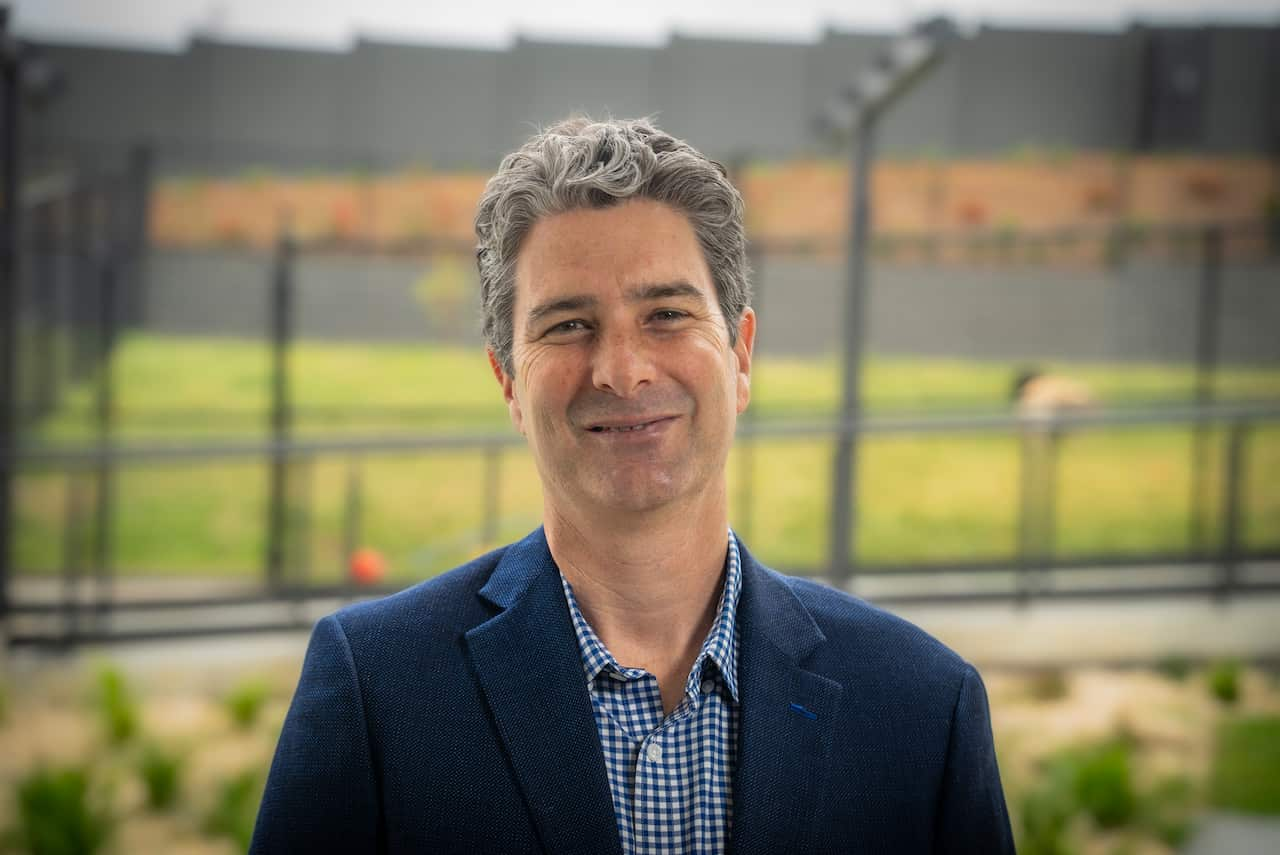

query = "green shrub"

[94,666,139,746]
[6,766,112,855]
[203,769,263,851]
[1209,715,1280,815]
[1138,775,1197,847]
[1154,655,1192,682]
[1019,735,1138,852]
[1072,740,1137,829]
[1207,659,1241,705]
[224,680,271,731]
[1026,669,1069,702]
[1017,763,1076,855]
[137,744,183,811]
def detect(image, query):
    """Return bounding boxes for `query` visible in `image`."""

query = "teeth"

[598,421,651,432]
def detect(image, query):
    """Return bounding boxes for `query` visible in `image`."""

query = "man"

[252,117,1014,854]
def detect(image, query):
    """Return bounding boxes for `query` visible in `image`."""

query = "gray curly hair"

[474,116,751,375]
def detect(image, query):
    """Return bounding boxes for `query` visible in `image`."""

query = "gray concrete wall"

[139,249,1280,365]
[499,39,658,156]
[654,36,813,161]
[951,26,1143,153]
[24,23,1280,171]
[27,42,181,166]
[347,39,505,170]
[1203,27,1279,154]
[759,256,1280,364]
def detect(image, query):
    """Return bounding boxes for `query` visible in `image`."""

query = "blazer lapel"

[732,546,843,855]
[465,529,623,855]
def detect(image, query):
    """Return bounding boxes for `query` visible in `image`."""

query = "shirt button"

[701,679,715,694]
[646,742,663,762]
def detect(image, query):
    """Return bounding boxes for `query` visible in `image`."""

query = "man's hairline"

[493,198,745,377]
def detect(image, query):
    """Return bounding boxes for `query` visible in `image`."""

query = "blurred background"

[2,0,1279,852]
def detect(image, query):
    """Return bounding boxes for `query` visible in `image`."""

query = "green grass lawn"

[13,334,1280,579]
[1210,715,1280,815]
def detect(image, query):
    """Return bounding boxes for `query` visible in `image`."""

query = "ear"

[487,348,525,434]
[732,307,756,415]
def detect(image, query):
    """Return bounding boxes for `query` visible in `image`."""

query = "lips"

[586,417,674,433]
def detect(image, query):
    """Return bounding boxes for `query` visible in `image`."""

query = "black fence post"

[70,175,95,385]
[265,226,296,589]
[32,201,58,425]
[92,213,118,629]
[1190,225,1223,555]
[121,144,152,329]
[1040,427,1061,590]
[829,118,875,587]
[1217,421,1247,601]
[61,472,87,645]
[341,457,364,590]
[482,445,501,548]
[1016,424,1036,604]
[0,9,21,624]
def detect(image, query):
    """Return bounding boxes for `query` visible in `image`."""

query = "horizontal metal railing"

[5,402,1278,646]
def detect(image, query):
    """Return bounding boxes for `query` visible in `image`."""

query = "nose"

[591,327,654,398]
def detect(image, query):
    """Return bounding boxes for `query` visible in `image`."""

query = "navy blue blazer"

[252,529,1014,853]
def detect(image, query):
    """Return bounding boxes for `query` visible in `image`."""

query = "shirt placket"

[632,672,706,854]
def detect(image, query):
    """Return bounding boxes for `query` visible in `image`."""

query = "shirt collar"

[558,529,742,705]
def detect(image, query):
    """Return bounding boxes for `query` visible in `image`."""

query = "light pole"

[0,8,19,623]
[822,28,944,586]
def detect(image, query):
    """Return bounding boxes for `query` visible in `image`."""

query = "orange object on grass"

[349,548,386,585]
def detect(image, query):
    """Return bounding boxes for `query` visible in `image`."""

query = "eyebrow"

[525,281,708,327]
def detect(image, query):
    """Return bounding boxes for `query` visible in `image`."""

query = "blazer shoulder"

[326,543,510,643]
[780,572,974,681]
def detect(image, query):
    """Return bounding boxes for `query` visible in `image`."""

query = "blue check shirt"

[559,531,742,855]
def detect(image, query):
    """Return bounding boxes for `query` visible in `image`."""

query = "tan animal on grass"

[1011,368,1098,420]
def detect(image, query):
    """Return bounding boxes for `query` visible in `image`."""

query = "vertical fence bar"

[70,177,97,385]
[32,201,57,425]
[482,445,501,548]
[92,228,117,628]
[0,9,20,624]
[123,144,152,329]
[61,471,85,645]
[1190,225,1223,555]
[341,457,364,590]
[1016,424,1036,604]
[291,456,313,588]
[1218,421,1247,601]
[1039,427,1062,593]
[829,118,875,587]
[265,227,296,589]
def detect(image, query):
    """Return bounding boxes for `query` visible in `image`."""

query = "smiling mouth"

[587,417,672,433]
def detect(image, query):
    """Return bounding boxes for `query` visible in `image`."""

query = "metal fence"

[6,400,1279,646]
[6,199,1280,644]
[6,127,1280,645]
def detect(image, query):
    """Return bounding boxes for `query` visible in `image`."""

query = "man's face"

[490,198,755,517]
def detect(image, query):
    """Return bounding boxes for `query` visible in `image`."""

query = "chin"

[585,474,686,515]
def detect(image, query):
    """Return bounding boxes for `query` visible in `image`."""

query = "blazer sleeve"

[933,664,1015,854]
[250,615,381,853]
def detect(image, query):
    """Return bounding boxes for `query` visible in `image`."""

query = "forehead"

[512,198,714,315]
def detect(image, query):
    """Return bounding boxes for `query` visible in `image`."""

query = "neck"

[544,486,730,708]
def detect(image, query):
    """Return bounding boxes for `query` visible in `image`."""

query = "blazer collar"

[467,529,844,855]
[467,528,623,855]
[731,540,844,855]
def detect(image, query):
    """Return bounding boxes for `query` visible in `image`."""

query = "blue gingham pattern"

[559,531,742,855]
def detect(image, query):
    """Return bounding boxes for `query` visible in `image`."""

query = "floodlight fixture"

[820,24,946,585]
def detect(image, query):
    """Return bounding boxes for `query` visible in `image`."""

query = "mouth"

[586,416,675,434]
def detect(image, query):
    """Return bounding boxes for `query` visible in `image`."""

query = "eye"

[544,319,589,337]
[650,309,688,323]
